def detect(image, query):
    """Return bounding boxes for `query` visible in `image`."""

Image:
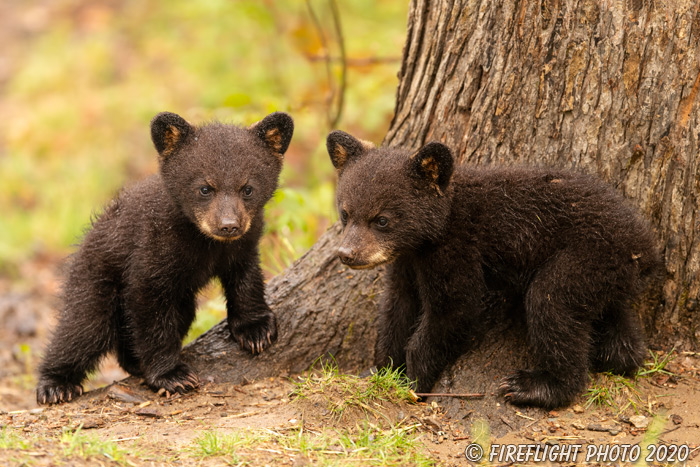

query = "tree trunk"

[186,0,700,433]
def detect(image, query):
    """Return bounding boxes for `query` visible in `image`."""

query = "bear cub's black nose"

[219,218,240,235]
[337,246,355,265]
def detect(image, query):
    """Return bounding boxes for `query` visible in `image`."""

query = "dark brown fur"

[36,111,294,404]
[327,131,662,409]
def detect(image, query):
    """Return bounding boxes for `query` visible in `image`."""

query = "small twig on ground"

[414,392,485,399]
[109,436,142,442]
[227,410,262,419]
[514,411,535,421]
[232,386,248,395]
[500,416,515,430]
[658,425,681,437]
[523,418,540,429]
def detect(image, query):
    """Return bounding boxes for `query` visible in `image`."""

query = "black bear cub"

[326,131,661,409]
[36,111,294,405]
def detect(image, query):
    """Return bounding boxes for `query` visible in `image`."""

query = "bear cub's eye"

[242,185,254,198]
[200,186,213,196]
[376,216,389,228]
[340,209,349,225]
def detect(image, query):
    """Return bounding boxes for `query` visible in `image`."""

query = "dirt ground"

[2,260,700,466]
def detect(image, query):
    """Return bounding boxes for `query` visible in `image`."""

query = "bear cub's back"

[449,166,660,277]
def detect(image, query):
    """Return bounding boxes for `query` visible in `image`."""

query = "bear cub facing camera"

[327,130,661,409]
[36,111,294,405]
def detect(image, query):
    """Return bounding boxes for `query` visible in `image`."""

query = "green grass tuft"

[60,425,133,465]
[291,360,417,420]
[191,430,251,463]
[585,349,678,414]
[635,347,675,378]
[585,372,642,412]
[0,427,32,451]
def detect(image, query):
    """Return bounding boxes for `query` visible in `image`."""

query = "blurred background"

[0,0,408,408]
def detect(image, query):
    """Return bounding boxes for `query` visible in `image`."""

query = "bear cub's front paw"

[146,363,199,395]
[229,310,278,355]
[498,369,576,409]
[36,379,84,405]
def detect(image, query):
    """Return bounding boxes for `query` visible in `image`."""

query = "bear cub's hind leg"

[36,274,116,404]
[500,251,597,409]
[591,303,646,375]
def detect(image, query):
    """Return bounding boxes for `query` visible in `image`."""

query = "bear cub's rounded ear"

[249,112,294,159]
[410,142,454,194]
[151,112,192,159]
[326,130,374,172]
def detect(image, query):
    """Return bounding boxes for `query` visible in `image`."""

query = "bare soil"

[2,260,699,466]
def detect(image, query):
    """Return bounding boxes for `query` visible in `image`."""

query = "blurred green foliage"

[0,0,407,274]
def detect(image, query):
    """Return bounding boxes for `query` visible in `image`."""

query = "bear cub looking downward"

[36,111,293,405]
[327,131,661,409]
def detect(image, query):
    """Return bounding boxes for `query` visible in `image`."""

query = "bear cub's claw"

[230,311,278,355]
[498,369,577,410]
[36,380,84,405]
[146,363,199,395]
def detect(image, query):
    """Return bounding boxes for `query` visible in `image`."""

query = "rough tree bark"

[186,0,700,431]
